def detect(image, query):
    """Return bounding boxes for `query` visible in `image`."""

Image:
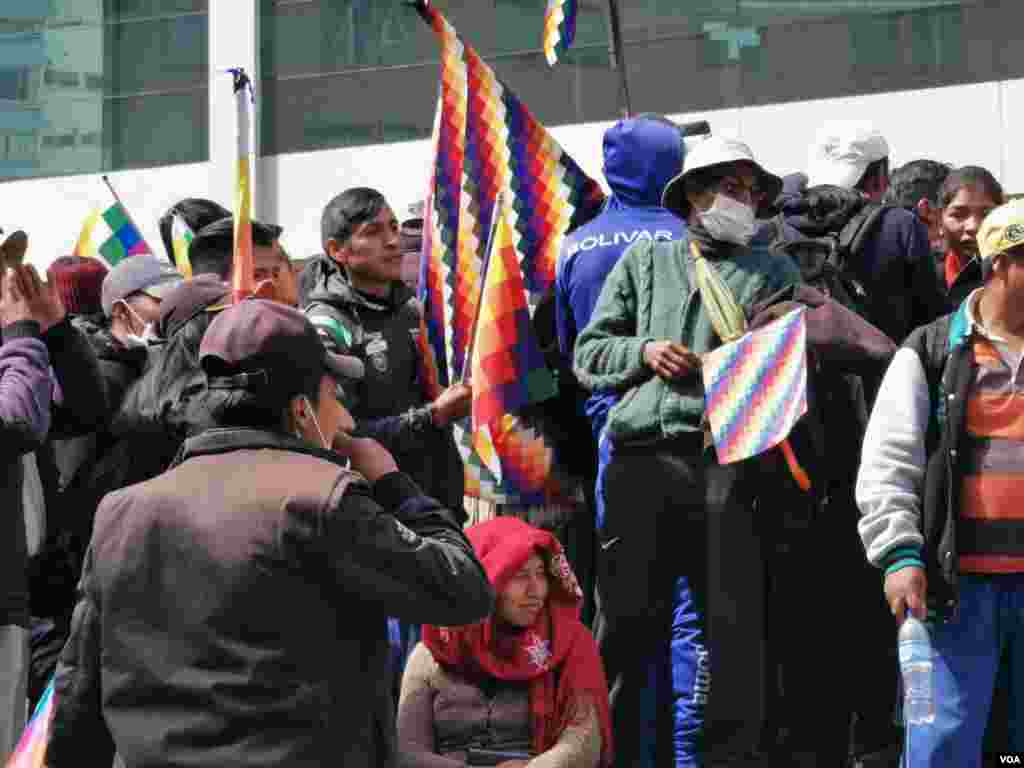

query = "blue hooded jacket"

[555,116,686,429]
[555,120,696,768]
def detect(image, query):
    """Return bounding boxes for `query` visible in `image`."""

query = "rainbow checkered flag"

[470,197,557,481]
[73,201,151,267]
[6,676,55,768]
[702,307,809,465]
[544,0,578,66]
[414,0,604,503]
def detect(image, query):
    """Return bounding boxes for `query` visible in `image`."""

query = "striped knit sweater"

[957,330,1024,572]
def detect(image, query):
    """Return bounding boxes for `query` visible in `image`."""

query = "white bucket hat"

[806,120,890,190]
[662,136,782,219]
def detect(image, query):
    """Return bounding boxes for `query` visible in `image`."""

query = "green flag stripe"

[102,202,130,233]
[99,236,127,267]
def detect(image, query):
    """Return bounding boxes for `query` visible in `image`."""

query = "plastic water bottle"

[898,615,935,726]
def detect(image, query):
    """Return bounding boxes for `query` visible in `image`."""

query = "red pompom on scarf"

[422,517,613,766]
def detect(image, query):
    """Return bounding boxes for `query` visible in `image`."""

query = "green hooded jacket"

[573,231,800,447]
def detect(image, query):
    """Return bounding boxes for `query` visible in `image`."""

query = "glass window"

[261,0,1024,158]
[619,1,1022,115]
[0,1,208,183]
[259,0,616,156]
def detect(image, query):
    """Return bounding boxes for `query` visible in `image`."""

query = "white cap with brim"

[806,120,890,190]
[101,255,184,317]
[662,136,783,219]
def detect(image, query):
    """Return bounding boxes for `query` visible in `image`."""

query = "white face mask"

[698,194,757,246]
[301,395,330,450]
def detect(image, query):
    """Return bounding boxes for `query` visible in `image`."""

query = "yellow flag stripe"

[73,209,102,259]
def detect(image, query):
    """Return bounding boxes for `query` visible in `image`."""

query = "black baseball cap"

[200,300,363,407]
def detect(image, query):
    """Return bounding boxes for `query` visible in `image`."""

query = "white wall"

[1,76,1021,271]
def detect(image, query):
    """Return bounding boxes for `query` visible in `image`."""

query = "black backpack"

[771,202,889,317]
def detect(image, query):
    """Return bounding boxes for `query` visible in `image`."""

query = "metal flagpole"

[605,0,632,118]
[408,0,429,23]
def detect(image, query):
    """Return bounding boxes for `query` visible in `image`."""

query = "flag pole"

[101,174,154,255]
[407,0,430,24]
[605,0,632,118]
[227,67,255,304]
[459,191,505,386]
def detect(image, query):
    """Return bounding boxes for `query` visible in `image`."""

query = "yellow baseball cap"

[978,199,1024,262]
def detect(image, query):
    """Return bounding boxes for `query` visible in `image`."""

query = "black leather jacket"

[47,427,494,768]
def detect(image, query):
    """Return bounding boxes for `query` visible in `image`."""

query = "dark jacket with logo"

[304,256,466,517]
[46,428,494,768]
[555,118,686,435]
[556,118,686,359]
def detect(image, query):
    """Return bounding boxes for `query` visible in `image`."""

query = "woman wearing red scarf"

[939,166,1004,307]
[397,517,612,768]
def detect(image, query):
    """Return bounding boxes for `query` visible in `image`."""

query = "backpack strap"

[837,202,889,260]
[776,236,837,281]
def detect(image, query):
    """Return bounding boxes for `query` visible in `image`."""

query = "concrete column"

[207,0,260,217]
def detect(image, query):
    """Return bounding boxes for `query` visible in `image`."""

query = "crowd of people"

[0,115,1020,768]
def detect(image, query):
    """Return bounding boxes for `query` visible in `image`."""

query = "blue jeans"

[904,573,1024,767]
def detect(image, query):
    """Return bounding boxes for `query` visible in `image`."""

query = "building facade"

[1,0,1023,267]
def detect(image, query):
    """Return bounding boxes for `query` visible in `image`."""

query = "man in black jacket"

[303,187,470,516]
[97,276,232,503]
[46,300,494,768]
[103,219,290,496]
[44,254,182,548]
